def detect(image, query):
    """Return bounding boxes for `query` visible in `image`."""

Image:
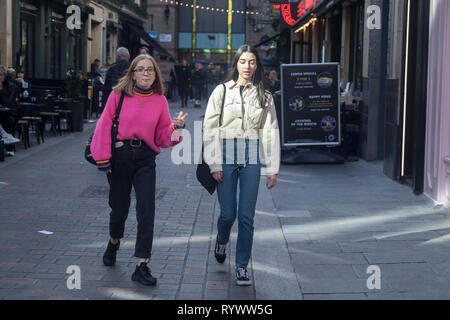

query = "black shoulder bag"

[85,91,125,166]
[196,84,225,195]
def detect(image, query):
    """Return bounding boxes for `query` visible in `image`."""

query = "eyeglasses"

[134,68,155,75]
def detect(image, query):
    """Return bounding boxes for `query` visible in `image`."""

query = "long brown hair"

[113,54,164,96]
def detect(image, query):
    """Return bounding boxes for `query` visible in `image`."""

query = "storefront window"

[20,15,35,78]
[51,22,63,79]
[354,2,364,93]
[67,30,82,73]
[106,31,111,65]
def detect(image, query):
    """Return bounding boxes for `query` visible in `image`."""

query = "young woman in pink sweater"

[91,54,188,286]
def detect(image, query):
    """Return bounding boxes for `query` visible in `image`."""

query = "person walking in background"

[203,45,280,286]
[91,59,101,77]
[139,46,150,55]
[91,54,188,286]
[267,70,281,93]
[191,62,205,108]
[215,65,226,84]
[103,47,131,109]
[176,59,191,108]
[169,67,178,102]
[205,62,216,99]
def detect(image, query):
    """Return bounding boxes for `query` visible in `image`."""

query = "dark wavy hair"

[225,45,267,108]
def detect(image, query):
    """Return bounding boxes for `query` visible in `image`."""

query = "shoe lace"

[216,243,226,255]
[236,267,248,279]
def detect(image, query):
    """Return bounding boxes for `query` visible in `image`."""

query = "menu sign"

[280,63,340,147]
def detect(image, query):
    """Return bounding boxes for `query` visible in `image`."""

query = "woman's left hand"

[266,174,277,189]
[173,111,188,129]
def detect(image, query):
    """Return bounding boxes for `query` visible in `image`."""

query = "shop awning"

[293,0,344,31]
[69,0,94,15]
[127,24,172,58]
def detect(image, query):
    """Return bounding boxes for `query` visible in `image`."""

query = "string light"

[295,17,317,33]
[159,0,260,15]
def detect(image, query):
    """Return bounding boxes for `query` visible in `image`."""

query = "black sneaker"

[236,267,251,286]
[103,239,120,266]
[214,239,227,264]
[131,262,157,286]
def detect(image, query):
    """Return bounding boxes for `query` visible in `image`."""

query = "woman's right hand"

[212,171,223,183]
[106,169,112,174]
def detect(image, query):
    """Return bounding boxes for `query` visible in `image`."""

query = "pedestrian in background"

[103,47,131,109]
[139,46,150,55]
[91,54,188,286]
[205,62,216,99]
[169,67,178,101]
[91,59,101,77]
[203,45,280,286]
[176,59,191,108]
[267,70,281,93]
[191,62,205,108]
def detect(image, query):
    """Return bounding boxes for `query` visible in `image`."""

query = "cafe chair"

[20,116,44,144]
[16,119,31,149]
[55,109,73,133]
[39,111,62,136]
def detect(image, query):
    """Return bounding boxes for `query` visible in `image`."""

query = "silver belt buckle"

[130,140,142,148]
[115,141,124,148]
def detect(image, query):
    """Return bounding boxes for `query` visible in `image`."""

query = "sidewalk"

[254,157,450,300]
[1,98,450,300]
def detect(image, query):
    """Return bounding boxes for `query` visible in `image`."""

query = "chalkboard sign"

[281,63,341,147]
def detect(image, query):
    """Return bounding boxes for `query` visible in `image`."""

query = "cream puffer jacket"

[203,80,280,175]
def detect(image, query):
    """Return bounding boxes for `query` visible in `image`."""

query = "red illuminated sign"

[274,0,322,26]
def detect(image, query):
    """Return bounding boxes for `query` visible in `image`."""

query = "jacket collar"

[225,80,255,90]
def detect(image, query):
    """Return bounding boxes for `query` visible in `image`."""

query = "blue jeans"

[216,139,261,268]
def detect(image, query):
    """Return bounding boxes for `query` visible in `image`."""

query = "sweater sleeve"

[91,91,120,171]
[155,96,182,149]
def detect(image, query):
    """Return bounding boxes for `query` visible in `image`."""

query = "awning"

[127,23,172,58]
[70,0,94,15]
[293,0,344,30]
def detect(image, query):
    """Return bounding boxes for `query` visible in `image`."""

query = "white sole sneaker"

[236,267,252,286]
[236,279,252,286]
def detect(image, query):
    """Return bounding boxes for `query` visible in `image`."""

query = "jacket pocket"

[246,102,265,128]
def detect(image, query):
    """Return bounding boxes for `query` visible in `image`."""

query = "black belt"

[115,139,144,148]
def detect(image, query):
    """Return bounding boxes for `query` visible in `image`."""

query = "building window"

[20,15,35,78]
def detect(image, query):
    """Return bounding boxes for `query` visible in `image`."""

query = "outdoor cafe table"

[17,102,48,117]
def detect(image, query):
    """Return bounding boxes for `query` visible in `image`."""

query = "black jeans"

[179,84,189,106]
[107,141,157,259]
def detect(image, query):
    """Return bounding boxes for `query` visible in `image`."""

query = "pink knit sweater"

[91,91,181,169]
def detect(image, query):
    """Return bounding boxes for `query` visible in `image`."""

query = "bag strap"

[219,83,225,127]
[113,91,125,122]
[110,91,125,159]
